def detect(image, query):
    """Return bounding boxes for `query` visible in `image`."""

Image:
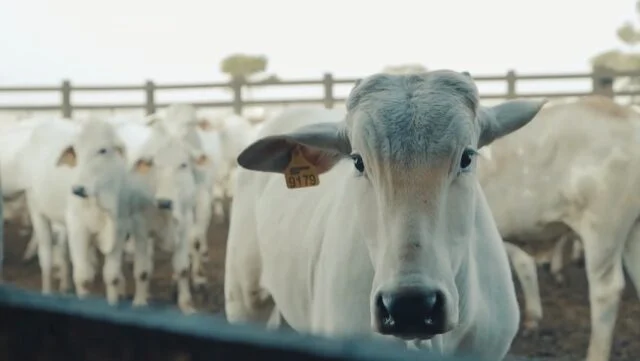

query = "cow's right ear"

[133,158,154,175]
[57,146,77,167]
[143,114,161,126]
[237,121,351,174]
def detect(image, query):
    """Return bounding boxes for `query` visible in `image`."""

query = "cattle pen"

[2,68,640,361]
[0,67,639,118]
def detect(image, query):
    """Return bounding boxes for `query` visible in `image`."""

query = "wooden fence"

[1,68,639,118]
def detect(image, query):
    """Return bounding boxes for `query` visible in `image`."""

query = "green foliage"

[616,22,640,46]
[220,54,268,79]
[591,0,640,71]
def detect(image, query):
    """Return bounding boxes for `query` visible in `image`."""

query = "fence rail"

[0,68,638,118]
[0,284,485,361]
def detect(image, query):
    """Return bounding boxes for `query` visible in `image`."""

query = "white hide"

[59,118,156,306]
[477,95,640,361]
[146,104,218,286]
[224,71,545,361]
[20,119,80,294]
[113,119,208,312]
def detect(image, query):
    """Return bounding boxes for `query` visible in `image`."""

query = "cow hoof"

[553,274,565,284]
[179,302,197,315]
[521,321,539,336]
[132,298,148,308]
[574,258,585,268]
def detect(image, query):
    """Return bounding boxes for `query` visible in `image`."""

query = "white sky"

[0,0,637,108]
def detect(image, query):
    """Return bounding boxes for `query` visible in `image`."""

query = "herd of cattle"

[0,70,638,361]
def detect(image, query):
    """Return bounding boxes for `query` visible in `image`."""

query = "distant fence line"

[0,68,638,118]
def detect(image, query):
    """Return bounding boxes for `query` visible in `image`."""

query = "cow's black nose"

[374,288,447,339]
[157,199,172,210]
[71,185,88,198]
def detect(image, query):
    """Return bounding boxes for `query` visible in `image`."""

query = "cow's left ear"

[115,144,127,159]
[191,152,210,166]
[477,99,547,148]
[57,146,77,167]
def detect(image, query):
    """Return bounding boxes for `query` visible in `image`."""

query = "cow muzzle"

[373,287,449,340]
[156,198,173,210]
[71,185,88,198]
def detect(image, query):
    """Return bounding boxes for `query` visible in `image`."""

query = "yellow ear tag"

[284,147,320,189]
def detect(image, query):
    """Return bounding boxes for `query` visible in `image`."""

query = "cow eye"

[179,162,188,169]
[459,149,475,171]
[351,154,365,173]
[98,148,107,155]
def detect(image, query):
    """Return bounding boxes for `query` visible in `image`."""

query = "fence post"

[61,80,72,118]
[506,70,516,99]
[144,80,156,115]
[231,76,243,115]
[592,66,615,98]
[323,73,334,109]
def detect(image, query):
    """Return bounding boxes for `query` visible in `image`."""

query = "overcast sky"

[0,0,636,106]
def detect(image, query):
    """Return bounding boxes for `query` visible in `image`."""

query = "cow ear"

[192,152,210,166]
[115,145,127,159]
[57,146,77,167]
[238,121,351,175]
[197,119,213,131]
[477,99,547,148]
[133,158,153,175]
[144,114,161,126]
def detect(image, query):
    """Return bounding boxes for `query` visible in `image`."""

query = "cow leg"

[53,228,73,293]
[132,221,153,307]
[549,234,570,284]
[22,233,38,262]
[581,228,626,361]
[173,230,195,314]
[30,210,54,295]
[191,191,211,290]
[66,216,94,299]
[266,308,292,331]
[224,201,274,325]
[99,227,125,306]
[504,242,542,332]
[623,221,640,300]
[571,238,585,267]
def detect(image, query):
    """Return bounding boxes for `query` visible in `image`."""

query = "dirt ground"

[2,221,639,361]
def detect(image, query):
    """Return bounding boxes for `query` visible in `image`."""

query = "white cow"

[477,95,640,361]
[114,119,210,311]
[0,118,73,265]
[224,71,545,360]
[56,118,157,305]
[15,118,83,294]
[196,111,263,223]
[145,104,219,287]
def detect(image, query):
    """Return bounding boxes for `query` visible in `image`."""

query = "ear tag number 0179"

[284,147,320,189]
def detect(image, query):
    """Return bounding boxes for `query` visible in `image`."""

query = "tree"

[591,0,640,103]
[382,63,428,75]
[219,53,270,100]
[220,54,268,80]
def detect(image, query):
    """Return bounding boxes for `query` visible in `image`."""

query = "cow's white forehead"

[76,119,119,147]
[154,138,190,165]
[346,70,479,166]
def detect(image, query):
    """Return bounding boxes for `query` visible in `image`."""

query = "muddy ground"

[2,222,639,361]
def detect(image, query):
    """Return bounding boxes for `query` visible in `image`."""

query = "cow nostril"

[157,199,172,210]
[376,293,395,328]
[194,241,201,251]
[71,185,88,198]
